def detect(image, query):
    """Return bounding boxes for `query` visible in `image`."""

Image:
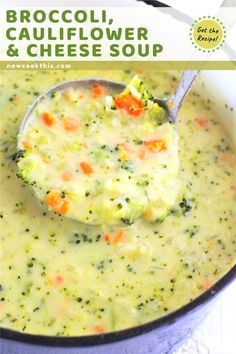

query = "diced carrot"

[143,209,153,220]
[163,299,170,307]
[167,100,174,109]
[91,83,105,98]
[57,300,69,316]
[138,149,146,160]
[45,191,69,215]
[42,112,56,127]
[42,156,50,164]
[166,269,176,277]
[115,93,143,117]
[47,278,53,285]
[47,275,64,287]
[80,162,94,175]
[103,230,126,244]
[218,152,234,166]
[196,117,209,130]
[112,229,126,244]
[93,325,106,334]
[22,140,33,151]
[230,185,236,193]
[0,303,4,311]
[139,140,166,159]
[63,117,80,132]
[144,139,167,152]
[54,275,64,286]
[62,170,73,181]
[203,279,211,291]
[102,233,111,242]
[13,96,21,105]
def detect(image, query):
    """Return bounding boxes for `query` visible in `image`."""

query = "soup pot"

[1,70,235,354]
[1,1,236,353]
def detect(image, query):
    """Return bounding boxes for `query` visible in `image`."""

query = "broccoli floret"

[171,197,196,217]
[16,150,37,184]
[121,217,134,226]
[16,169,29,184]
[179,198,193,215]
[51,90,59,99]
[120,160,134,172]
[124,76,168,124]
[126,75,153,102]
[155,209,170,223]
[133,137,143,145]
[15,149,29,163]
[148,100,168,125]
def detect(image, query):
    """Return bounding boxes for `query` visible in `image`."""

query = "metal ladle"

[18,70,200,143]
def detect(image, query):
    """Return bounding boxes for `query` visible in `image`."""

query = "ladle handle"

[172,70,200,114]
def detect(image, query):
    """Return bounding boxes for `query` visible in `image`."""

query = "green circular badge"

[190,16,226,52]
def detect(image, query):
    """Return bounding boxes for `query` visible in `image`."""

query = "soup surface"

[0,70,235,336]
[17,76,179,225]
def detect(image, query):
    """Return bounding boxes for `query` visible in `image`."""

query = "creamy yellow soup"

[17,76,179,225]
[0,70,235,336]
